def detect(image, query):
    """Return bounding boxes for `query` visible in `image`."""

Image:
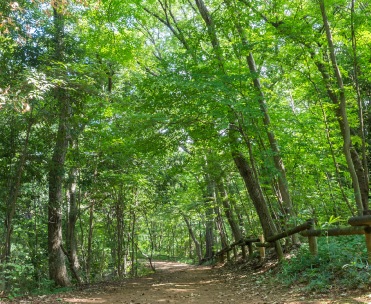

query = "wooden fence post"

[247,242,253,259]
[259,234,265,261]
[348,215,371,264]
[308,235,318,256]
[241,245,247,260]
[275,240,284,261]
[364,227,371,264]
[307,219,318,256]
[218,252,225,263]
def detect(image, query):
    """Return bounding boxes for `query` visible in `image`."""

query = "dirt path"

[2,261,371,304]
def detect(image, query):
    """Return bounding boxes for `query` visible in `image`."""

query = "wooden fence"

[213,214,371,264]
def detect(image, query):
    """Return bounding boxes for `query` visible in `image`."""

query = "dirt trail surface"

[2,261,371,304]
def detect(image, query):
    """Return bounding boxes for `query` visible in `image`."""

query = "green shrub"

[278,235,370,291]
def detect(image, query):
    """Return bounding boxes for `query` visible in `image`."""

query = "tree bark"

[48,99,70,286]
[115,185,126,278]
[194,0,224,68]
[183,215,203,264]
[130,206,137,276]
[215,206,229,249]
[48,3,70,287]
[216,181,243,241]
[351,0,369,210]
[143,211,155,271]
[204,174,215,260]
[318,101,355,215]
[229,132,279,239]
[86,200,94,283]
[319,0,364,214]
[204,209,214,260]
[66,167,82,284]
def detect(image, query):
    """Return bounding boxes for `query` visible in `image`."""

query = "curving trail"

[3,261,371,303]
[60,261,369,304]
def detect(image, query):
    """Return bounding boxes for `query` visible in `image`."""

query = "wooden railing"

[212,214,371,264]
[215,237,260,263]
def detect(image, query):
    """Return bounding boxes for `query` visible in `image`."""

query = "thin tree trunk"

[351,0,369,210]
[48,107,70,286]
[319,0,363,214]
[143,1,191,53]
[230,143,277,238]
[245,50,295,220]
[216,181,242,241]
[130,206,136,277]
[203,172,215,260]
[204,207,214,260]
[182,215,202,264]
[66,167,82,284]
[215,206,229,249]
[48,2,70,286]
[229,126,283,259]
[115,186,125,278]
[86,200,94,283]
[143,211,156,271]
[230,179,254,233]
[319,100,355,215]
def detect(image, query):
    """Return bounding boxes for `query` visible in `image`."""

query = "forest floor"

[2,260,371,304]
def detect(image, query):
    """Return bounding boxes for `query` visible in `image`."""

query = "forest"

[1,0,371,299]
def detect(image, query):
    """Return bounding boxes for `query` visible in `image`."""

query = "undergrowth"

[277,235,370,291]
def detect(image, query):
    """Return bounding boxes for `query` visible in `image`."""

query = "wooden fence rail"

[211,214,371,264]
[215,237,261,263]
[266,219,314,242]
[300,226,364,237]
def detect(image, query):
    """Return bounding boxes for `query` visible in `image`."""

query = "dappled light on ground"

[4,261,371,303]
[59,261,371,304]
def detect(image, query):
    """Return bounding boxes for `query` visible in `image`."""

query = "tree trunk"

[115,186,125,278]
[214,206,229,249]
[204,173,215,260]
[351,0,369,210]
[143,211,156,271]
[182,215,202,264]
[216,181,243,241]
[204,207,214,260]
[66,167,82,284]
[86,200,94,283]
[229,126,279,240]
[48,105,70,286]
[48,3,70,286]
[319,101,355,215]
[130,206,137,277]
[194,0,224,68]
[319,0,364,215]
[245,50,295,220]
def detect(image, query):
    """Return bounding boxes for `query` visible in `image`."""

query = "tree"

[47,1,70,287]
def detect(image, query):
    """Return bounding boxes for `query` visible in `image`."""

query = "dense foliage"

[1,0,371,295]
[279,236,369,291]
